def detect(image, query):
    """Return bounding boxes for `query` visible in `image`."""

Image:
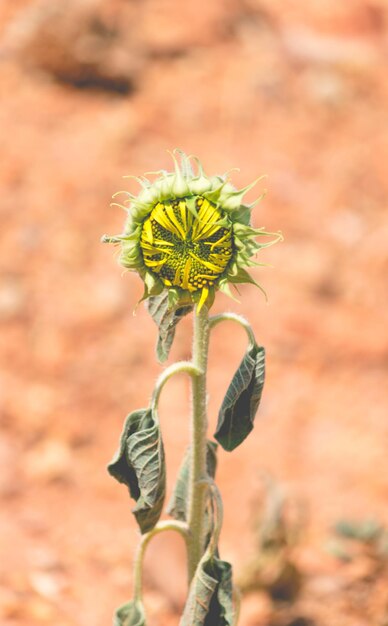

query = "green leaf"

[214,343,265,451]
[147,292,193,363]
[114,599,145,626]
[167,441,217,521]
[108,408,166,534]
[180,554,234,626]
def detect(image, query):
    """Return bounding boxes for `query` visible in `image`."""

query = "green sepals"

[101,234,123,245]
[167,441,218,521]
[203,180,228,205]
[227,265,258,286]
[233,204,252,225]
[225,266,268,300]
[119,234,143,269]
[105,152,283,316]
[114,599,146,626]
[184,195,199,219]
[215,343,265,451]
[108,408,166,534]
[168,287,180,309]
[217,278,240,302]
[180,554,234,626]
[147,292,193,363]
[139,271,164,302]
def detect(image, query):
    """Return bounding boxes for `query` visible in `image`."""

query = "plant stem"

[187,304,210,582]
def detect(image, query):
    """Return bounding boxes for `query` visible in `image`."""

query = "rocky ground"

[0,1,387,625]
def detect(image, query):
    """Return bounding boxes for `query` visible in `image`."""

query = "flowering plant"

[103,151,282,625]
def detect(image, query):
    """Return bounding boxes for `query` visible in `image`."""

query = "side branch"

[133,520,189,600]
[209,312,256,349]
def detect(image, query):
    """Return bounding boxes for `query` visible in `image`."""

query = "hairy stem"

[187,304,210,582]
[133,521,189,601]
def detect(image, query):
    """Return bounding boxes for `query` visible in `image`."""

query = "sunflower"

[103,150,282,312]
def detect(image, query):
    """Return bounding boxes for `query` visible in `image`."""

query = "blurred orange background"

[1,1,387,625]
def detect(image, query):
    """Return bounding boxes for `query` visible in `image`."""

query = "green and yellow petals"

[141,217,154,244]
[191,198,226,242]
[139,198,233,295]
[103,150,282,313]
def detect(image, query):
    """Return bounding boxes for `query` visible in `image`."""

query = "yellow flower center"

[140,196,233,292]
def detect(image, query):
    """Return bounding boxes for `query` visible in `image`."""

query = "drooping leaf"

[214,343,265,451]
[108,408,166,534]
[167,440,218,522]
[114,599,146,626]
[147,292,193,363]
[180,554,234,626]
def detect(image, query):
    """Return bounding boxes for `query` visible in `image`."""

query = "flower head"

[103,150,282,311]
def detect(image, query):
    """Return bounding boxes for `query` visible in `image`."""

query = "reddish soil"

[1,1,387,625]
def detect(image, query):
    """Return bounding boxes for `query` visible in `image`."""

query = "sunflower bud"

[103,150,282,312]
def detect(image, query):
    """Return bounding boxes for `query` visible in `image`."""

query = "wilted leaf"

[214,343,265,451]
[180,554,234,626]
[114,599,145,626]
[167,441,217,522]
[108,408,166,534]
[147,292,193,363]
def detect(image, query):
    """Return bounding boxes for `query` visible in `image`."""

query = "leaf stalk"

[209,312,256,349]
[151,361,202,413]
[133,520,189,601]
